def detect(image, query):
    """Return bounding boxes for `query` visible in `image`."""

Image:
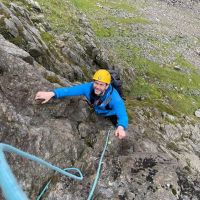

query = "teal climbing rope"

[36,128,112,200]
[0,128,112,200]
[87,128,112,200]
[0,143,83,200]
[36,167,80,200]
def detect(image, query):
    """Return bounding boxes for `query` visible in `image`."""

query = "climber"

[35,69,128,139]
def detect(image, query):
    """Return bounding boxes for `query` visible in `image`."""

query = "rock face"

[0,1,200,200]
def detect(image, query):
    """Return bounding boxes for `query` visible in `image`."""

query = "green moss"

[166,91,200,115]
[81,66,92,81]
[171,188,177,196]
[125,102,134,122]
[0,2,28,48]
[71,0,115,37]
[183,165,191,172]
[40,31,63,61]
[1,0,32,11]
[130,77,160,98]
[109,16,149,24]
[70,0,149,38]
[91,20,116,37]
[114,41,200,116]
[0,17,9,37]
[102,1,137,12]
[16,0,32,9]
[71,0,99,12]
[175,54,197,70]
[10,36,27,47]
[129,73,200,116]
[144,64,198,89]
[166,141,180,152]
[71,0,137,13]
[1,0,10,7]
[45,75,62,85]
[40,32,55,44]
[36,0,79,34]
[45,75,59,83]
[0,13,28,49]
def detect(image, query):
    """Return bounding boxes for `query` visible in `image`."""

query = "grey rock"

[11,14,24,30]
[1,1,200,200]
[25,0,42,12]
[27,41,42,57]
[194,108,200,117]
[62,47,85,67]
[0,34,33,64]
[0,2,12,16]
[10,3,32,25]
[174,65,182,71]
[4,18,19,37]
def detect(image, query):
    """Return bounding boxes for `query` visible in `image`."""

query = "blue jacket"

[53,82,128,129]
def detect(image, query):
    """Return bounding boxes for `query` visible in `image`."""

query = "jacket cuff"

[117,124,127,130]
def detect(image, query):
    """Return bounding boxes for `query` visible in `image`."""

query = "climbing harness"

[0,143,83,200]
[87,127,112,200]
[0,128,112,200]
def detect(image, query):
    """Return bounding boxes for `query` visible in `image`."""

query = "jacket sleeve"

[110,93,128,129]
[53,82,92,99]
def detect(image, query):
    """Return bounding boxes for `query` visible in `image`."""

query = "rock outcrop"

[0,1,200,200]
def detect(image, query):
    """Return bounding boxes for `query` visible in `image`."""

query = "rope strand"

[0,143,83,200]
[87,128,112,200]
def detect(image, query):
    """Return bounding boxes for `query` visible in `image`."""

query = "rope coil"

[0,128,112,200]
[0,143,83,200]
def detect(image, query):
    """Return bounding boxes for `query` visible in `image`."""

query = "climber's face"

[93,81,109,96]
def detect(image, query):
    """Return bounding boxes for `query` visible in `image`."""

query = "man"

[35,69,128,139]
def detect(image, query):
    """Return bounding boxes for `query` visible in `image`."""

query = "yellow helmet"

[93,69,111,84]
